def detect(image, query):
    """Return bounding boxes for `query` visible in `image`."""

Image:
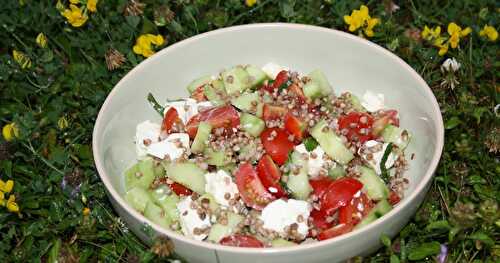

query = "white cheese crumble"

[146,133,190,160]
[294,144,328,177]
[163,99,213,124]
[260,199,311,239]
[261,62,289,79]
[135,120,161,158]
[204,170,239,208]
[177,196,211,241]
[360,140,396,175]
[361,91,385,112]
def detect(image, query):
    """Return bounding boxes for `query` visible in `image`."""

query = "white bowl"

[92,23,444,263]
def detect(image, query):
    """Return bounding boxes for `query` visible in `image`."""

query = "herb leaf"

[380,142,393,183]
[147,92,165,117]
[304,137,319,152]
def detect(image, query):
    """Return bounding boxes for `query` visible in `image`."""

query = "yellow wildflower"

[62,4,88,27]
[0,191,4,206]
[479,25,498,41]
[133,34,165,58]
[57,116,69,130]
[245,0,257,7]
[421,25,441,41]
[36,33,48,48]
[70,0,79,3]
[83,207,91,216]
[87,0,98,12]
[12,50,32,69]
[2,123,20,141]
[6,194,19,213]
[447,22,471,48]
[0,180,14,193]
[344,5,379,38]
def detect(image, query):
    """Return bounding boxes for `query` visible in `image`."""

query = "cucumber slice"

[303,81,322,100]
[307,69,332,97]
[231,92,260,112]
[349,94,366,112]
[287,152,313,200]
[328,164,346,179]
[203,84,225,106]
[144,201,171,228]
[191,122,212,154]
[149,186,180,222]
[220,163,237,174]
[211,79,225,91]
[125,187,152,213]
[199,193,220,212]
[310,120,354,165]
[125,158,156,190]
[204,147,232,167]
[240,113,265,137]
[354,199,392,230]
[245,65,268,88]
[382,125,410,149]
[165,162,206,194]
[187,75,212,94]
[207,212,244,242]
[222,66,251,94]
[271,239,297,247]
[357,166,389,200]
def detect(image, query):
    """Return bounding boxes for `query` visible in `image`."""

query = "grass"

[0,0,498,262]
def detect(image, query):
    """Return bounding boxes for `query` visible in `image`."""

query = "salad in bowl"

[123,63,411,248]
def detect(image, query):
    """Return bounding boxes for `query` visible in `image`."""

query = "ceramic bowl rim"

[92,23,444,254]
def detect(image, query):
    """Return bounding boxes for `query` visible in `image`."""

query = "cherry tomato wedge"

[309,176,334,199]
[388,190,401,206]
[235,163,276,210]
[260,128,295,165]
[185,105,240,138]
[161,107,182,134]
[219,235,264,248]
[190,85,207,102]
[310,208,334,230]
[272,70,290,89]
[338,112,375,143]
[262,104,287,122]
[287,83,307,103]
[372,110,400,136]
[256,154,287,198]
[284,112,306,141]
[320,177,364,215]
[317,223,354,241]
[168,182,192,196]
[338,193,373,225]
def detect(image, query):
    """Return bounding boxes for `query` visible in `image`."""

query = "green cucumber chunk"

[245,65,268,88]
[125,158,156,190]
[231,92,260,112]
[204,147,232,167]
[357,166,389,201]
[349,94,366,112]
[222,66,251,94]
[191,121,212,154]
[271,239,298,247]
[207,212,244,242]
[382,125,411,149]
[311,120,354,165]
[199,193,220,212]
[203,83,225,106]
[240,113,265,137]
[144,201,172,228]
[287,152,313,200]
[354,199,392,230]
[125,187,152,213]
[303,81,322,100]
[149,186,180,222]
[328,164,346,179]
[307,69,332,97]
[187,75,212,94]
[165,162,206,194]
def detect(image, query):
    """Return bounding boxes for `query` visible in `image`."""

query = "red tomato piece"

[168,182,192,196]
[272,70,290,90]
[219,235,264,248]
[235,163,276,210]
[185,105,240,138]
[262,104,287,122]
[284,112,306,141]
[388,190,401,206]
[309,176,334,199]
[260,128,295,165]
[310,208,334,230]
[287,83,307,103]
[317,223,354,241]
[320,177,364,215]
[372,110,400,136]
[256,155,287,198]
[338,112,375,143]
[161,107,182,134]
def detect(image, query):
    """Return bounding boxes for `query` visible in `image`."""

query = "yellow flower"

[447,22,471,49]
[0,191,5,206]
[421,25,441,41]
[344,5,379,38]
[62,4,88,27]
[479,25,498,41]
[83,207,91,216]
[12,50,31,69]
[36,33,48,48]
[133,34,165,58]
[57,116,69,130]
[0,180,14,193]
[87,0,98,12]
[6,194,19,213]
[245,0,257,7]
[2,123,19,141]
[70,0,79,3]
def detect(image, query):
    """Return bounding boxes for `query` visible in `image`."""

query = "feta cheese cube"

[204,170,239,208]
[295,144,328,177]
[361,90,385,112]
[146,133,190,160]
[177,196,211,241]
[135,120,161,158]
[260,199,311,240]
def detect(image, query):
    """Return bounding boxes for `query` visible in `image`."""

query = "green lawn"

[0,0,498,262]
